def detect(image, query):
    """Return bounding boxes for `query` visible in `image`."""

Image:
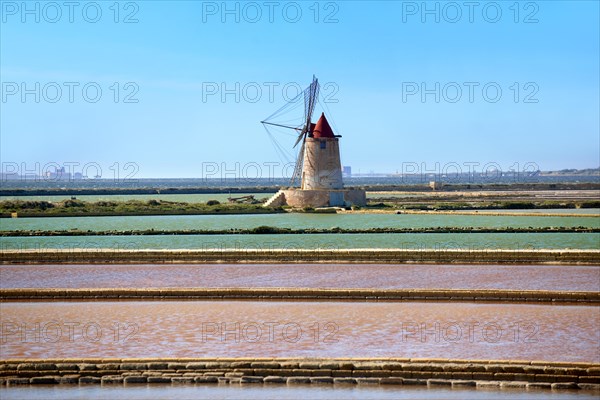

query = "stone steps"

[263,190,285,207]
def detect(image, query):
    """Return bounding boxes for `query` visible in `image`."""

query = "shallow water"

[3,213,599,232]
[1,301,598,361]
[2,232,599,250]
[1,264,598,291]
[1,385,598,400]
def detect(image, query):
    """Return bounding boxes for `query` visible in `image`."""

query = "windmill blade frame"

[290,76,319,185]
[293,76,320,148]
[306,76,320,129]
[290,140,306,187]
[260,75,321,188]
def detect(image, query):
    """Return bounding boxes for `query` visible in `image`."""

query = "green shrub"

[252,225,278,234]
[62,199,85,208]
[96,201,117,207]
[579,201,600,208]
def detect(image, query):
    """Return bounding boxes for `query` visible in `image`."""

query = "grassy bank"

[0,199,283,217]
[2,198,600,218]
[370,200,600,211]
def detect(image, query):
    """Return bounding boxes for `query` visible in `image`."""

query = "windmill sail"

[261,76,320,187]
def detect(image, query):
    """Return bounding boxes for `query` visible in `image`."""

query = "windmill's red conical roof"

[312,113,335,138]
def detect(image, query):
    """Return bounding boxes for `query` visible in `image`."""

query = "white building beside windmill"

[263,77,366,208]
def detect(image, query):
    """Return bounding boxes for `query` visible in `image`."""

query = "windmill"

[260,76,365,208]
[261,75,320,187]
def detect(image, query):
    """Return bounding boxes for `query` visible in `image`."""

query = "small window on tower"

[320,141,326,149]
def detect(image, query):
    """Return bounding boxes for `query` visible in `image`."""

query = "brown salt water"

[1,264,598,291]
[1,301,598,362]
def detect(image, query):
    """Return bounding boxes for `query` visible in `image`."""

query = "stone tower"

[301,113,344,190]
[262,76,366,208]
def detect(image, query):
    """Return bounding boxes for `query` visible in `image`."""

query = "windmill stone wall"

[277,188,366,208]
[301,137,344,190]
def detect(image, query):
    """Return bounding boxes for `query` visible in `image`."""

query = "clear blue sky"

[1,0,598,178]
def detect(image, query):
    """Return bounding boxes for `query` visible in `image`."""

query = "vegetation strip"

[2,288,598,303]
[3,197,600,218]
[3,226,599,237]
[377,200,600,211]
[393,210,600,217]
[2,249,599,265]
[0,200,281,218]
[1,358,598,390]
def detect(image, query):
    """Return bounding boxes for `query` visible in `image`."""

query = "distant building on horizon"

[45,167,70,180]
[342,166,352,177]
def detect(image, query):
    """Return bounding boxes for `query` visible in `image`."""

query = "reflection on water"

[1,384,599,400]
[1,264,599,291]
[1,301,598,362]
